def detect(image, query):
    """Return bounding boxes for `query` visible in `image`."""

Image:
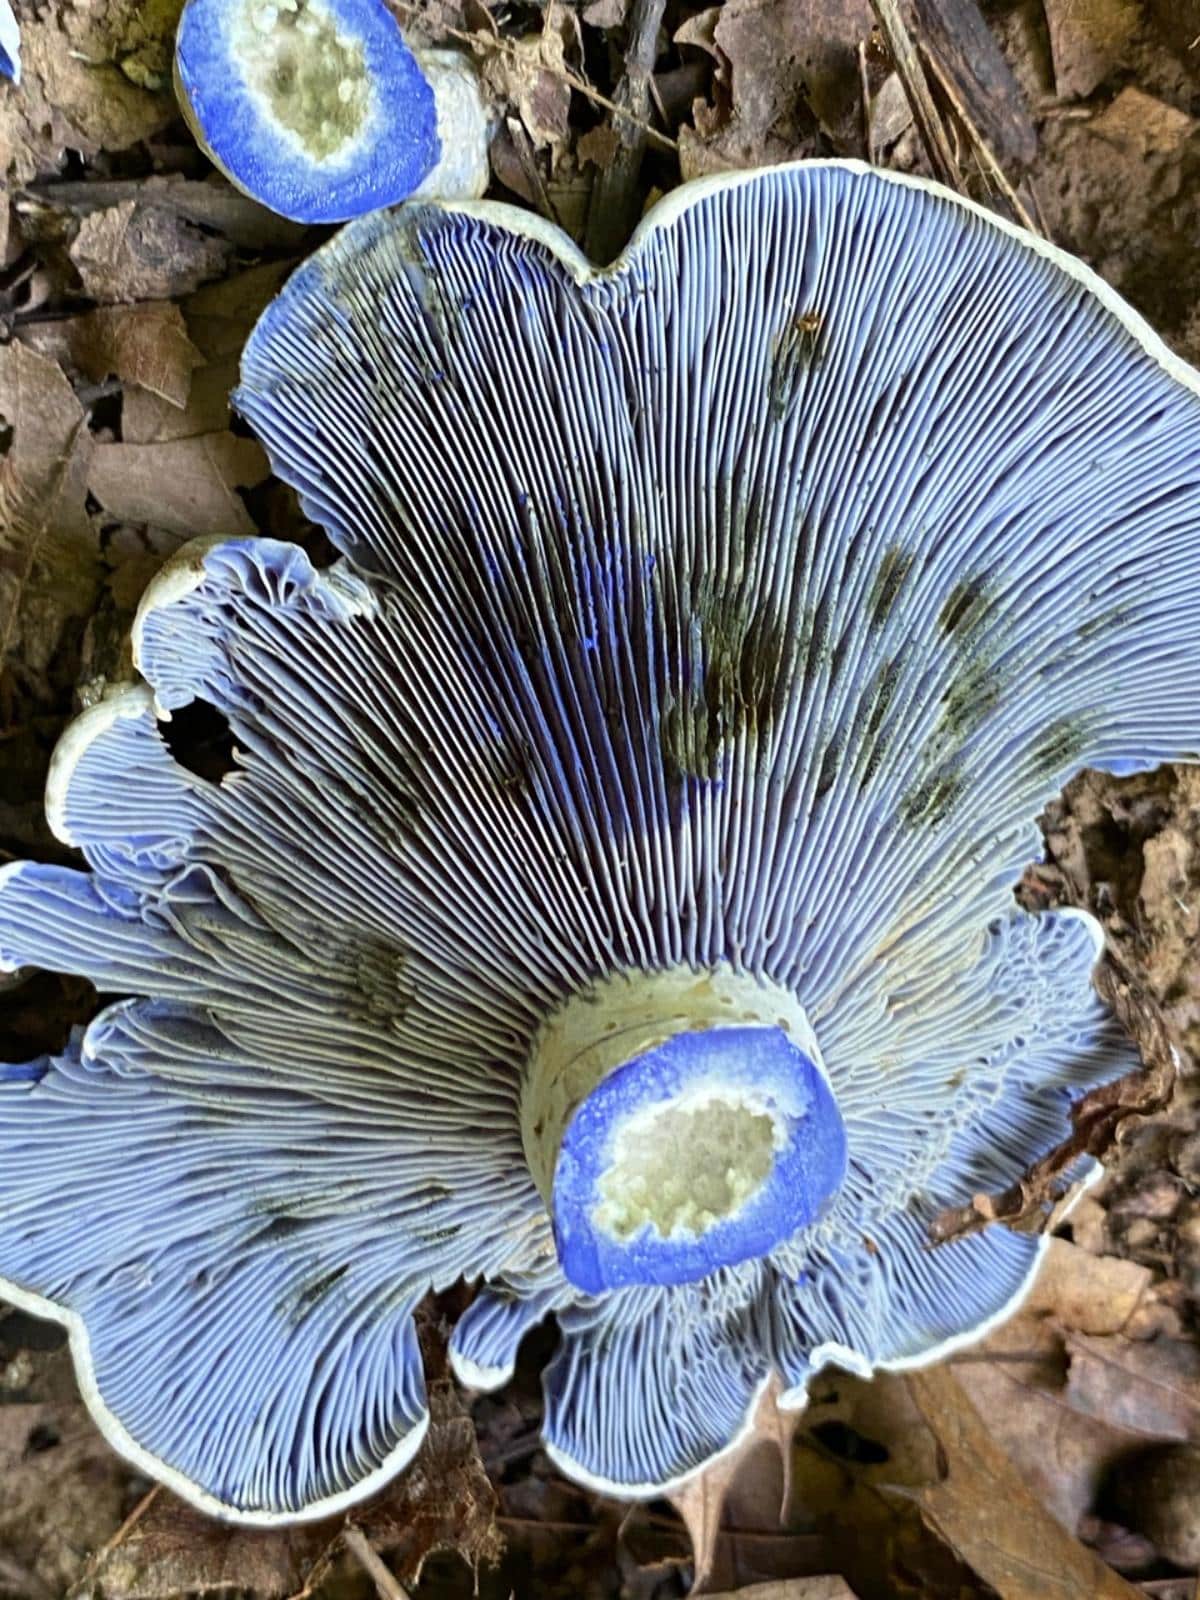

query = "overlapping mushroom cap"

[2,162,1198,1522]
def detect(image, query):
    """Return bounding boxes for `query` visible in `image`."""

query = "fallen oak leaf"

[0,341,100,695]
[1064,1327,1200,1441]
[901,1365,1143,1599]
[669,1375,805,1595]
[21,303,204,409]
[68,199,232,305]
[87,433,269,538]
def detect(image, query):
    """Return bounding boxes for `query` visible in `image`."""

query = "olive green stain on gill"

[867,544,915,630]
[769,309,826,421]
[895,569,1000,831]
[278,1263,350,1326]
[939,571,995,642]
[660,578,791,782]
[1032,714,1090,780]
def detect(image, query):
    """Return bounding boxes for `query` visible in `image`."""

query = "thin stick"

[584,0,669,263]
[393,2,678,153]
[869,0,961,189]
[858,38,873,164]
[343,1527,411,1600]
[919,38,1044,236]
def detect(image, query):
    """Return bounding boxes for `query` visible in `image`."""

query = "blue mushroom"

[1,162,1198,1520]
[0,0,20,83]
[174,0,489,223]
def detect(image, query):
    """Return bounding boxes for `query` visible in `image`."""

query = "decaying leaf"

[0,7,174,186]
[903,1366,1144,1600]
[87,433,269,537]
[1043,0,1141,102]
[0,341,99,700]
[670,1376,805,1594]
[1025,1237,1153,1334]
[122,261,294,444]
[68,199,234,305]
[678,0,871,177]
[21,303,204,410]
[79,1374,499,1599]
[0,1399,137,1599]
[357,1377,502,1584]
[74,1495,331,1600]
[478,2,577,166]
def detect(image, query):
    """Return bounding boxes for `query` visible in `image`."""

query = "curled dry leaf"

[669,1375,805,1595]
[68,200,234,305]
[903,1366,1143,1600]
[0,341,99,700]
[21,303,204,410]
[87,433,269,538]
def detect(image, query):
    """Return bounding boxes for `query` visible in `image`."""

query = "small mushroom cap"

[3,163,1200,1516]
[0,0,19,82]
[174,0,441,223]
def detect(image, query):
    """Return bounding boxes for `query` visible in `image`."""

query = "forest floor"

[4,0,1200,1596]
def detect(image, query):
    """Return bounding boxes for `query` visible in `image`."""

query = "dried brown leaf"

[670,1376,802,1594]
[904,1365,1143,1599]
[87,433,268,536]
[357,1377,502,1585]
[82,1375,499,1599]
[0,1401,137,1598]
[77,1494,330,1600]
[1025,1238,1153,1335]
[0,11,173,185]
[1043,0,1141,101]
[0,341,100,695]
[23,303,204,409]
[1064,1328,1200,1441]
[478,3,575,162]
[123,261,294,444]
[69,200,233,305]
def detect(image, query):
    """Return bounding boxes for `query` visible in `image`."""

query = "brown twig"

[858,38,874,164]
[392,2,678,154]
[343,1526,411,1600]
[584,0,669,264]
[868,0,961,190]
[918,38,1044,236]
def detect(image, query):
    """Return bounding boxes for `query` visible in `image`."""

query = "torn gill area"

[0,162,1199,1520]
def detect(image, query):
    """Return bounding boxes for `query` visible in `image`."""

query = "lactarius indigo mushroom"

[174,0,489,223]
[1,162,1198,1522]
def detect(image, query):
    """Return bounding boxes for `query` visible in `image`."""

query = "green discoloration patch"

[280,1263,349,1324]
[901,763,968,828]
[852,656,905,791]
[939,573,992,640]
[1033,715,1090,777]
[769,309,825,419]
[662,581,788,780]
[940,652,1001,742]
[1077,603,1132,641]
[868,545,914,629]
